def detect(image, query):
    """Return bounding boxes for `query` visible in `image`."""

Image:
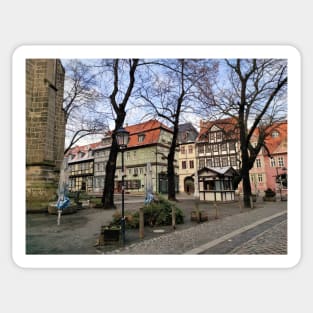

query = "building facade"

[114,119,177,194]
[92,136,112,193]
[176,123,199,193]
[26,59,66,212]
[196,118,241,171]
[65,119,178,195]
[67,142,102,192]
[249,121,288,194]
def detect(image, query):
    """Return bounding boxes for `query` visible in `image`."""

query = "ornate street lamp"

[115,127,130,244]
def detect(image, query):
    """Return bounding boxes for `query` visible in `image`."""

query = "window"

[250,175,255,184]
[216,132,222,142]
[221,143,227,151]
[270,158,276,167]
[229,142,236,151]
[222,157,228,167]
[206,145,212,153]
[133,151,136,160]
[139,168,143,175]
[126,152,130,160]
[189,160,194,169]
[213,144,218,152]
[278,157,284,167]
[138,134,145,142]
[272,130,280,138]
[199,159,205,169]
[210,133,215,142]
[214,158,220,167]
[230,156,237,166]
[180,146,186,154]
[198,144,204,154]
[128,168,132,175]
[256,158,262,168]
[133,168,138,176]
[188,145,193,154]
[258,173,263,182]
[206,158,213,167]
[182,161,187,169]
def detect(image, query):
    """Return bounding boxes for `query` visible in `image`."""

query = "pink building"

[250,121,288,196]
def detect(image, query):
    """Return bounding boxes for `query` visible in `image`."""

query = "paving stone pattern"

[103,203,287,255]
[229,220,287,254]
[26,195,287,255]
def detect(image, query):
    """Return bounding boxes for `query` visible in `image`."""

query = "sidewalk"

[26,196,287,255]
[102,200,287,254]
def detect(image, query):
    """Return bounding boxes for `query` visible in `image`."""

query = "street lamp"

[275,166,287,201]
[115,127,130,245]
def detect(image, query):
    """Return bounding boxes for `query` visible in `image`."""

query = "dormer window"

[138,134,145,143]
[271,130,280,138]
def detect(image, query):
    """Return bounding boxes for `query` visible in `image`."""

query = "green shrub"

[144,197,184,226]
[110,197,184,229]
[111,210,140,229]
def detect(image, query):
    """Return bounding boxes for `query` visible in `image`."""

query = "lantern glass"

[115,128,129,148]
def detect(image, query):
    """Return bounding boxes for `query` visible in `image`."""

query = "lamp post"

[115,127,130,245]
[275,166,287,201]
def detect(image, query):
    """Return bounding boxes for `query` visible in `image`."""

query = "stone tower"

[26,59,66,212]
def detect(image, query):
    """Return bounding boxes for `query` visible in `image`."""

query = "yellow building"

[177,123,199,194]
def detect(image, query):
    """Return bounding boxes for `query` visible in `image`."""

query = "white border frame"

[12,45,301,269]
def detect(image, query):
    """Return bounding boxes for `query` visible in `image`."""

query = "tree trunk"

[167,151,176,201]
[167,122,179,201]
[241,164,252,208]
[102,141,119,209]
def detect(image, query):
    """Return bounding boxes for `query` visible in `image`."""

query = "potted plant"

[191,210,208,223]
[101,225,121,242]
[263,188,276,201]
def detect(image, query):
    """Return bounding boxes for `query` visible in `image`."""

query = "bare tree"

[203,59,287,207]
[140,59,217,202]
[63,60,108,154]
[101,59,139,209]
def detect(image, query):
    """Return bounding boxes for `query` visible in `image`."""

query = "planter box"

[101,226,121,242]
[191,211,208,223]
[263,196,277,202]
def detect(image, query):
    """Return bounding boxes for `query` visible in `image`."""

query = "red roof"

[66,119,173,160]
[263,121,288,155]
[66,141,102,156]
[197,117,239,141]
[125,119,172,148]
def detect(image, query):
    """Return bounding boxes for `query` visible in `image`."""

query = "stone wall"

[26,59,65,212]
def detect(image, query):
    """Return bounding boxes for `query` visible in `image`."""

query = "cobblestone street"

[229,219,287,254]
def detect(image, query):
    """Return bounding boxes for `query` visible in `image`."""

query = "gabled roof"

[251,121,288,156]
[125,119,173,148]
[197,117,239,141]
[65,119,173,160]
[264,121,287,155]
[66,141,102,163]
[198,166,237,177]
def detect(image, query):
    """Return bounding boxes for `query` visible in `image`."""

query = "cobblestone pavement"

[26,195,287,255]
[228,219,287,254]
[102,202,287,255]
